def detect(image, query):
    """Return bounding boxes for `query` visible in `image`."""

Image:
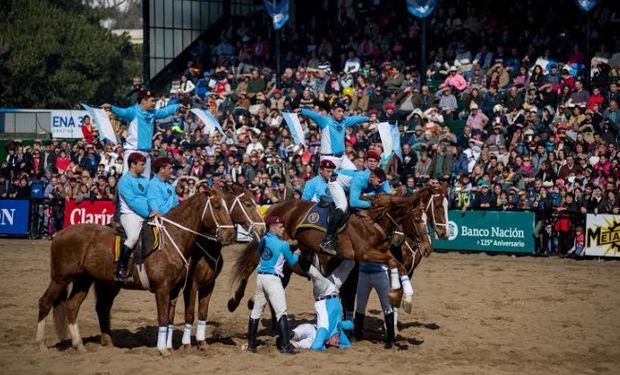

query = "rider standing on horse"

[147,157,179,216]
[104,90,182,179]
[300,102,369,255]
[301,159,336,203]
[322,150,391,255]
[247,216,301,354]
[115,152,153,282]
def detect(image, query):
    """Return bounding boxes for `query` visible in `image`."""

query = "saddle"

[295,203,349,236]
[112,219,160,265]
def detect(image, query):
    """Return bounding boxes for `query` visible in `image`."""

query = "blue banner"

[406,0,437,18]
[574,0,597,12]
[264,0,289,30]
[0,199,30,236]
[391,123,402,161]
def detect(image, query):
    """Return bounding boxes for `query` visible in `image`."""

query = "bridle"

[228,192,266,241]
[424,192,449,235]
[201,193,235,239]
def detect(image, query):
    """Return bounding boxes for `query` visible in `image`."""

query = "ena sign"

[51,110,88,139]
[0,199,30,236]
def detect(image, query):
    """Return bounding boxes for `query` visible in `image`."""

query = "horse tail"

[228,240,259,312]
[52,286,69,341]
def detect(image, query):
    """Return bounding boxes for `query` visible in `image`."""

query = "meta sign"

[0,199,30,236]
[50,110,88,139]
[432,210,535,253]
[64,200,116,227]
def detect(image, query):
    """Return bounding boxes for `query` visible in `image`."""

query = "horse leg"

[64,276,93,353]
[195,281,216,350]
[94,282,120,347]
[165,282,185,351]
[36,279,69,351]
[363,250,412,312]
[155,287,172,356]
[181,279,198,348]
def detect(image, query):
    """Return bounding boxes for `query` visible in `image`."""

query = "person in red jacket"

[587,87,604,111]
[81,115,95,144]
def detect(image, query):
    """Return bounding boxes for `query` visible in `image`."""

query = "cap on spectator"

[385,103,395,110]
[493,104,504,113]
[273,88,281,95]
[556,178,565,185]
[370,168,387,182]
[478,180,491,188]
[449,66,458,72]
[137,89,154,103]
[493,122,503,129]
[368,108,379,115]
[153,157,172,173]
[320,159,336,169]
[544,105,555,116]
[266,216,284,226]
[542,181,553,188]
[470,102,478,110]
[367,150,381,161]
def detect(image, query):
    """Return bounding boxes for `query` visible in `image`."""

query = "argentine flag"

[81,104,118,144]
[378,122,403,161]
[406,0,437,18]
[191,108,225,136]
[282,112,305,145]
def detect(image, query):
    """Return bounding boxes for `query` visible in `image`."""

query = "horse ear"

[204,188,214,197]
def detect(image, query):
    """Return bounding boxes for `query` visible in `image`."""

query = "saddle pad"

[296,204,347,234]
[113,235,122,262]
[136,223,160,265]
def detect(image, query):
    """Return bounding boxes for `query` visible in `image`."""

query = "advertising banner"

[0,199,30,236]
[64,200,116,227]
[50,110,88,139]
[432,210,535,253]
[585,214,620,257]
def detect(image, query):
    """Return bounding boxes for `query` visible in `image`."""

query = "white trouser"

[120,212,144,248]
[328,174,353,212]
[320,154,356,170]
[123,150,151,179]
[250,274,288,320]
[356,270,393,315]
[308,260,355,300]
[291,323,316,349]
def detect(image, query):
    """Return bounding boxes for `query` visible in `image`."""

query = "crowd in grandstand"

[3,1,620,256]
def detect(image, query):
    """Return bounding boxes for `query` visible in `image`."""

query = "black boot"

[114,244,132,282]
[320,208,344,256]
[354,312,365,341]
[277,315,297,354]
[246,318,259,353]
[384,312,396,349]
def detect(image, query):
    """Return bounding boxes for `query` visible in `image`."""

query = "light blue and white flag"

[81,103,118,144]
[281,112,305,145]
[406,0,437,18]
[378,122,393,157]
[264,0,289,30]
[391,123,403,161]
[191,108,225,136]
[574,0,597,12]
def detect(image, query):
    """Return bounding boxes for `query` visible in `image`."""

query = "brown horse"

[174,184,265,349]
[228,184,449,314]
[36,189,235,355]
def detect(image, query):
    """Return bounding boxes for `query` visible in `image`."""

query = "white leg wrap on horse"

[166,324,174,349]
[68,323,82,348]
[196,320,207,342]
[390,269,401,289]
[393,308,399,333]
[182,323,192,345]
[401,275,414,296]
[157,326,168,351]
[36,320,46,346]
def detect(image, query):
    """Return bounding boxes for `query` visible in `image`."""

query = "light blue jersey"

[311,298,352,351]
[300,109,368,155]
[302,175,330,202]
[347,169,391,209]
[111,103,180,151]
[257,232,299,277]
[118,173,150,218]
[147,175,180,215]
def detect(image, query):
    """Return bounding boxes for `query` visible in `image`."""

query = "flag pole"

[276,28,282,89]
[421,17,427,85]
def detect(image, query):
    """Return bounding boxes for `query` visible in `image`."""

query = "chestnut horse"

[228,185,449,315]
[36,189,235,355]
[173,184,265,349]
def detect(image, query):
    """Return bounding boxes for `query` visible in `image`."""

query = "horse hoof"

[75,344,87,353]
[159,349,171,357]
[101,334,114,347]
[247,299,254,310]
[182,344,192,350]
[37,342,48,352]
[388,289,403,308]
[228,298,239,312]
[197,341,208,351]
[402,294,413,314]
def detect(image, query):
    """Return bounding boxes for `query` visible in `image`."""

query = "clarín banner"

[585,214,620,257]
[432,210,535,253]
[64,200,116,227]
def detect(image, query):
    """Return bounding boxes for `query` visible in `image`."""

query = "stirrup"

[114,269,131,283]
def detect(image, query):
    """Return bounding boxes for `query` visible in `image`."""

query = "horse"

[171,184,265,349]
[228,184,449,315]
[36,188,235,356]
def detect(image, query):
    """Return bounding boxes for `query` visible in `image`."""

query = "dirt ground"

[0,239,619,375]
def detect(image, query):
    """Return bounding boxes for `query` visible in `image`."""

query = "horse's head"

[401,203,433,257]
[421,183,450,240]
[224,184,266,240]
[200,188,236,245]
